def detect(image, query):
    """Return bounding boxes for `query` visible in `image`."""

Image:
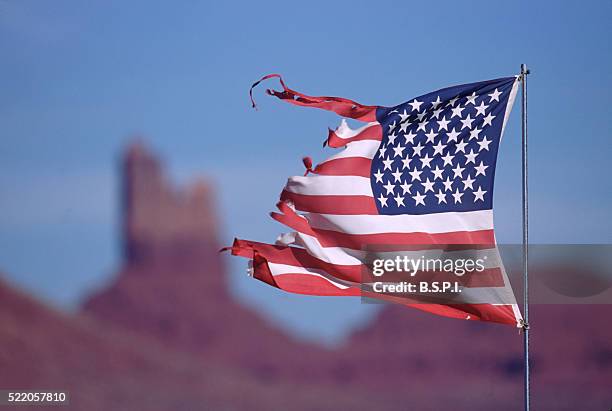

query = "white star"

[452,163,465,179]
[488,88,502,102]
[442,177,454,191]
[382,156,394,170]
[464,149,478,164]
[435,189,447,204]
[383,181,395,195]
[404,130,417,144]
[469,127,482,140]
[437,116,450,131]
[399,121,411,133]
[432,165,444,180]
[378,146,386,158]
[373,169,384,183]
[455,140,468,153]
[478,136,492,151]
[391,167,403,182]
[460,114,474,130]
[425,129,437,144]
[451,105,464,119]
[412,191,426,206]
[448,96,459,107]
[388,121,397,133]
[433,141,445,156]
[393,144,406,158]
[420,153,433,169]
[400,181,412,195]
[408,99,423,112]
[416,111,428,122]
[446,127,461,143]
[408,168,422,181]
[377,194,388,207]
[431,96,442,109]
[412,142,424,157]
[473,186,487,202]
[475,161,489,177]
[465,92,477,106]
[393,194,406,207]
[422,178,435,193]
[462,174,476,190]
[432,107,444,119]
[398,110,410,123]
[441,152,454,166]
[452,188,464,204]
[401,156,412,169]
[483,113,496,127]
[417,120,428,132]
[475,101,488,116]
[388,132,398,145]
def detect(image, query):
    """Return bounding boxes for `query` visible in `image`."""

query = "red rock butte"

[123,141,219,263]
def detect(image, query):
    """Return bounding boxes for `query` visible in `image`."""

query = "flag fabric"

[229,74,523,326]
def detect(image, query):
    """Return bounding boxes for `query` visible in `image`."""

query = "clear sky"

[1,0,611,344]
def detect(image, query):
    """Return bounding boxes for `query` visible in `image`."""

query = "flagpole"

[520,63,530,411]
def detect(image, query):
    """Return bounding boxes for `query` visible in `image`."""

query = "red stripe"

[249,74,378,121]
[391,301,517,325]
[280,191,378,215]
[313,157,372,177]
[273,274,361,296]
[311,227,497,249]
[326,123,382,148]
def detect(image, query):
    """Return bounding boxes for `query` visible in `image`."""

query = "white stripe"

[501,76,520,139]
[290,231,364,265]
[321,140,380,162]
[334,119,379,139]
[285,175,373,196]
[303,209,494,235]
[267,262,350,289]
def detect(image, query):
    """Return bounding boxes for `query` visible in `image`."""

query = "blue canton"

[371,77,516,215]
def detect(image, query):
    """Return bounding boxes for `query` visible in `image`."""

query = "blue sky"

[1,0,610,344]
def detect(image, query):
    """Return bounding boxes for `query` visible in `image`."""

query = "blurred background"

[1,1,611,410]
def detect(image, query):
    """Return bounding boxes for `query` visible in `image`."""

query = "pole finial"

[520,64,531,75]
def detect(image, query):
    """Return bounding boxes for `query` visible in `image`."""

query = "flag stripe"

[280,191,378,214]
[285,175,373,196]
[268,263,351,289]
[327,121,382,148]
[303,210,494,234]
[272,273,362,296]
[313,157,372,177]
[250,73,379,121]
[322,140,380,162]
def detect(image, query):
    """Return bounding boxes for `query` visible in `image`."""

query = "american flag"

[230,74,523,326]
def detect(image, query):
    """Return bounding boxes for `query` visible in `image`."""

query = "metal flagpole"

[520,63,530,411]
